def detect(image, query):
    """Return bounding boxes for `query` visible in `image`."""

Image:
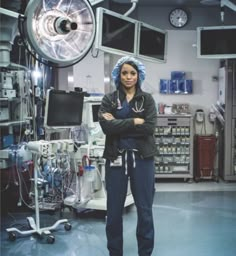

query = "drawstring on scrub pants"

[118,149,138,175]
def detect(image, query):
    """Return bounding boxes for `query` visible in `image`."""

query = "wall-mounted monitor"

[137,22,167,63]
[197,26,236,59]
[95,7,138,56]
[44,89,84,129]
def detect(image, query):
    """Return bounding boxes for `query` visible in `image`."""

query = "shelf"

[155,162,190,165]
[155,173,193,179]
[157,152,190,155]
[156,142,190,145]
[0,120,28,127]
[155,133,190,136]
[155,114,193,179]
[0,97,18,102]
[155,171,189,174]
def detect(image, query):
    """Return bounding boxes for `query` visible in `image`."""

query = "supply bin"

[194,135,218,181]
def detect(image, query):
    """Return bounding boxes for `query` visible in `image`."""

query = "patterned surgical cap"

[111,56,146,87]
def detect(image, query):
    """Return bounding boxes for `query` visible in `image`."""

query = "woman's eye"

[121,71,137,76]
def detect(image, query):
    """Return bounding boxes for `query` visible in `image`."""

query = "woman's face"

[120,63,138,90]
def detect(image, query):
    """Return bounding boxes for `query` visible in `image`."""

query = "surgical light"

[22,0,96,66]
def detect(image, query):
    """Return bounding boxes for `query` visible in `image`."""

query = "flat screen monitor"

[197,26,236,59]
[82,98,102,129]
[95,7,138,56]
[44,89,84,129]
[137,22,167,63]
[92,104,100,122]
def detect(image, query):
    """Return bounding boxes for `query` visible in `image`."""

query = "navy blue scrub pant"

[105,151,155,256]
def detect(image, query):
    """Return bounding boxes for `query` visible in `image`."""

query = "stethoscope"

[132,96,145,113]
[116,90,145,113]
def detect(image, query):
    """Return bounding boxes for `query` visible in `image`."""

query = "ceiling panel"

[112,0,221,7]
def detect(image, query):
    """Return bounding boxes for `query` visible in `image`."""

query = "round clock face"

[169,8,188,28]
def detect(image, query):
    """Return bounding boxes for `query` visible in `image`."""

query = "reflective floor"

[1,181,236,256]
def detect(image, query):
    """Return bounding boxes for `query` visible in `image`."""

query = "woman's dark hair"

[122,61,139,73]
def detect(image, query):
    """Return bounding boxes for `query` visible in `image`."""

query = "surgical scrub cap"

[111,56,146,87]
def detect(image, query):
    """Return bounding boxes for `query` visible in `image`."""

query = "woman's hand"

[102,113,115,120]
[134,118,144,125]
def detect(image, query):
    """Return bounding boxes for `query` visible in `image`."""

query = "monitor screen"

[137,22,167,63]
[197,26,236,59]
[44,89,84,128]
[95,7,138,56]
[82,99,102,129]
[92,104,100,122]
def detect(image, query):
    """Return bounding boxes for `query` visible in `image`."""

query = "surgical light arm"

[220,0,236,22]
[0,7,20,18]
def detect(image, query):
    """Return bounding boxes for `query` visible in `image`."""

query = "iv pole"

[6,153,71,244]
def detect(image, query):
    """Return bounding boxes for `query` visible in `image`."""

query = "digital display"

[197,26,236,59]
[92,104,100,122]
[201,29,236,55]
[95,8,137,56]
[102,13,136,53]
[95,7,167,62]
[44,89,84,128]
[138,23,166,61]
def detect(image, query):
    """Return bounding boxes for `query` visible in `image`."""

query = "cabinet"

[215,60,236,180]
[155,114,193,180]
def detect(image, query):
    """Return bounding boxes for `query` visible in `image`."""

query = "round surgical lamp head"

[23,0,96,67]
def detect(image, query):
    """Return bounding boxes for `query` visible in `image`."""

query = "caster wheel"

[8,232,16,241]
[64,223,72,231]
[188,178,194,184]
[47,235,55,244]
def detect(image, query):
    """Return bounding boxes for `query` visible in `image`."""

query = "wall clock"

[169,8,189,28]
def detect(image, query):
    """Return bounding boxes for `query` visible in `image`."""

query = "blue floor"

[1,191,236,256]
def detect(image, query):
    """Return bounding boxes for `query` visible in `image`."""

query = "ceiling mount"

[200,0,220,5]
[201,0,236,22]
[220,0,236,22]
[124,0,139,16]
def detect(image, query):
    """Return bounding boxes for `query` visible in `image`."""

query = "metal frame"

[6,154,71,243]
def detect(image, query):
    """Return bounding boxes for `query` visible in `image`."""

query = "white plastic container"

[84,165,95,182]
